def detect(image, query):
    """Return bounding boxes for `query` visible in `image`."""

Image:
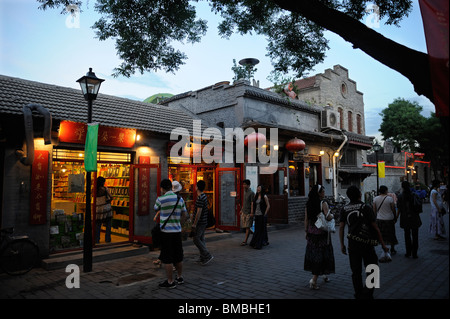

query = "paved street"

[1,203,448,312]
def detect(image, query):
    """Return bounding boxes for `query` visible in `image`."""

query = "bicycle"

[0,227,40,275]
[328,193,348,222]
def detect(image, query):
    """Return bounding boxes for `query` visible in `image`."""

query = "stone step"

[41,243,149,270]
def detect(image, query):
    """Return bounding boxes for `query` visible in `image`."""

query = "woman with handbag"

[430,180,446,240]
[304,184,335,290]
[95,176,113,243]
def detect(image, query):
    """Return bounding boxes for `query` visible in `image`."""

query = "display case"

[98,164,130,237]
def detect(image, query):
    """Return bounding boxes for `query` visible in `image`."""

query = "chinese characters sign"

[138,156,150,216]
[30,150,49,224]
[59,121,136,148]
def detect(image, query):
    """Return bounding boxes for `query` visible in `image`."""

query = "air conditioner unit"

[321,110,340,131]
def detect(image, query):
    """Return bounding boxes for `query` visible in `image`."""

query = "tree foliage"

[379,98,426,151]
[37,0,419,86]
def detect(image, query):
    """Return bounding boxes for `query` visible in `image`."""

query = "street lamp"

[77,68,104,272]
[373,142,381,195]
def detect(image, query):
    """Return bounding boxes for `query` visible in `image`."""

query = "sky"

[0,0,437,142]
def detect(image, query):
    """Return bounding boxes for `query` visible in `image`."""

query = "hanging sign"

[138,156,151,216]
[59,121,136,148]
[30,150,49,225]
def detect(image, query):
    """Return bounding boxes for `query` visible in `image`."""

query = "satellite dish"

[239,58,260,67]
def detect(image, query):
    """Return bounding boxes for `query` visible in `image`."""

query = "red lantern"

[285,138,306,152]
[244,132,266,146]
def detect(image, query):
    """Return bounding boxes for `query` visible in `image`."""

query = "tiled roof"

[0,75,200,135]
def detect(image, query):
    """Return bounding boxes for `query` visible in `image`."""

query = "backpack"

[346,203,378,246]
[412,193,423,214]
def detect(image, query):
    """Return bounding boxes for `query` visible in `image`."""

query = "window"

[338,107,344,130]
[288,161,305,196]
[356,114,362,134]
[341,149,357,166]
[348,111,353,132]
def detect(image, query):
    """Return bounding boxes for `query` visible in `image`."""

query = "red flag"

[419,0,449,117]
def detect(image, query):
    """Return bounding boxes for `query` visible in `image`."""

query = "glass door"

[129,164,161,244]
[216,168,241,231]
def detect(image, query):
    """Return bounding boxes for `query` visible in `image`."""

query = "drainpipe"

[332,132,348,201]
[16,104,52,166]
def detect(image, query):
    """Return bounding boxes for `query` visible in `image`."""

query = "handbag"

[151,196,180,248]
[314,201,335,233]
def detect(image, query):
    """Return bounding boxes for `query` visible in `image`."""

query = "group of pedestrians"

[303,180,447,299]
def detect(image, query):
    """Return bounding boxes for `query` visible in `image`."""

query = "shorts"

[241,212,253,228]
[159,232,183,264]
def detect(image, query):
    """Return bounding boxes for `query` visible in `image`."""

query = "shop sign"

[59,121,136,148]
[30,150,49,224]
[292,153,320,162]
[138,156,150,216]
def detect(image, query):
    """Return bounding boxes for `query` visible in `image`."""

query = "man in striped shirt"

[192,180,214,265]
[154,179,187,288]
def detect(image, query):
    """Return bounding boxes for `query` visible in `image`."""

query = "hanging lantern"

[285,137,306,152]
[244,132,266,147]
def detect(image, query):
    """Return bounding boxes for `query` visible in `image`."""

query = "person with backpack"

[339,185,389,299]
[192,180,214,265]
[397,181,422,258]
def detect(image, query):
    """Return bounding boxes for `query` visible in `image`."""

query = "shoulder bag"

[151,196,180,248]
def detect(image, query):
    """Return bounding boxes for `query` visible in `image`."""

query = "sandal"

[240,242,247,246]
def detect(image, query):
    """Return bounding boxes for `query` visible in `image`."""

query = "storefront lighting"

[334,152,339,157]
[319,150,325,156]
[273,144,279,151]
[136,134,141,141]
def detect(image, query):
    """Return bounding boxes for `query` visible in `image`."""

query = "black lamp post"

[373,142,381,195]
[76,68,104,272]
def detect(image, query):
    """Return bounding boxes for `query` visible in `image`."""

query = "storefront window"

[51,151,131,252]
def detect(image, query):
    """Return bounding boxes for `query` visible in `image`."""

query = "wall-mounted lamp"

[319,150,325,156]
[334,151,340,157]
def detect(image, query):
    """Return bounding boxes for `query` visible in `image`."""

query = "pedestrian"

[430,180,446,240]
[397,181,422,258]
[304,184,335,289]
[192,180,214,265]
[373,185,398,256]
[95,176,113,244]
[249,185,270,249]
[152,180,184,267]
[154,179,187,288]
[240,179,255,246]
[339,185,389,299]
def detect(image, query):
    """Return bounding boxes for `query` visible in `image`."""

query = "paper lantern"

[244,132,266,146]
[285,138,306,152]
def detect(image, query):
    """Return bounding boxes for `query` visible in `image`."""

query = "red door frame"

[129,163,161,244]
[215,167,241,231]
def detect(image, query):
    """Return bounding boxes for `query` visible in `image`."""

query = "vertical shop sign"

[30,150,49,224]
[138,156,150,216]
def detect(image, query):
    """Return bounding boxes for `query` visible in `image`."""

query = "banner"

[378,162,385,178]
[30,150,49,224]
[84,123,99,172]
[419,0,449,117]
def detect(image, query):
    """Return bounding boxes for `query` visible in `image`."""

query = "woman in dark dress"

[304,184,335,289]
[250,185,270,249]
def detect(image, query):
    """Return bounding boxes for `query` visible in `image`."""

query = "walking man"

[192,180,214,265]
[154,179,187,288]
[339,185,388,299]
[240,179,255,246]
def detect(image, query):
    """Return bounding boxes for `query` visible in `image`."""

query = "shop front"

[49,121,164,252]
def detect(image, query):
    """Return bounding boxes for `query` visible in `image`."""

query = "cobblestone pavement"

[1,203,448,313]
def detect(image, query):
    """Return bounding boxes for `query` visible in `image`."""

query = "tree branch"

[272,0,434,103]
